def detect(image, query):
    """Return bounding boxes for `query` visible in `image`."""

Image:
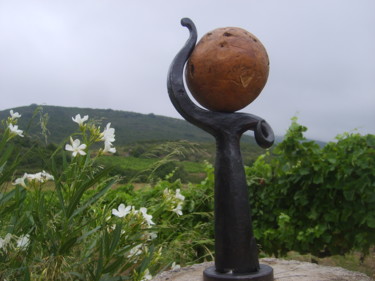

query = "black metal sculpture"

[167,18,274,280]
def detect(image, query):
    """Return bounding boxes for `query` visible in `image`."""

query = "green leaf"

[77,225,101,243]
[366,215,375,228]
[108,223,122,257]
[103,257,124,274]
[343,190,355,201]
[313,173,324,184]
[71,178,116,219]
[66,167,111,218]
[138,244,155,274]
[54,181,66,215]
[299,168,310,175]
[95,242,105,280]
[0,186,26,217]
[22,267,31,281]
[59,236,78,254]
[0,143,14,164]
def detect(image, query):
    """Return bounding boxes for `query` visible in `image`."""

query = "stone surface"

[185,27,269,113]
[152,259,374,281]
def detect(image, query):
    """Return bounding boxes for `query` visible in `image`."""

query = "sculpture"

[167,18,274,280]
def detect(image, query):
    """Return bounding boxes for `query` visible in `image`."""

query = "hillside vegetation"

[0,104,216,145]
[1,108,374,280]
[0,105,263,182]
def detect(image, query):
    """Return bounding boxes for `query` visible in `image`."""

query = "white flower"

[4,233,12,244]
[172,203,183,216]
[139,207,155,226]
[100,123,116,153]
[175,189,185,201]
[72,114,89,126]
[41,170,54,181]
[31,172,43,182]
[101,123,115,143]
[16,234,30,249]
[143,231,157,241]
[13,171,54,187]
[112,203,131,218]
[8,124,24,137]
[32,171,54,183]
[163,188,171,198]
[148,232,157,240]
[65,137,87,157]
[171,262,181,270]
[127,244,142,258]
[131,206,138,214]
[141,269,152,281]
[13,173,28,187]
[103,141,116,154]
[0,233,12,250]
[10,110,21,119]
[163,188,185,215]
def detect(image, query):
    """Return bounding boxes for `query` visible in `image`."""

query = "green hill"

[0,104,265,182]
[1,104,264,162]
[1,104,219,145]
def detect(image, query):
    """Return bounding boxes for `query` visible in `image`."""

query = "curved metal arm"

[167,18,275,278]
[167,18,275,148]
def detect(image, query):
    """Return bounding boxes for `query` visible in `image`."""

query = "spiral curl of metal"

[167,18,274,148]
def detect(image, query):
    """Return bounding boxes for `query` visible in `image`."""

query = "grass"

[98,156,158,170]
[181,161,205,173]
[1,181,56,192]
[97,155,207,183]
[98,156,205,172]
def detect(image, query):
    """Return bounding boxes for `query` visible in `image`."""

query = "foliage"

[2,108,374,279]
[1,106,64,175]
[0,109,216,280]
[106,164,215,266]
[0,105,215,145]
[0,111,161,280]
[246,117,375,258]
[0,105,264,182]
[97,155,206,184]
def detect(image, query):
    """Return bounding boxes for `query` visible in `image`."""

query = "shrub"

[246,118,375,258]
[0,111,160,280]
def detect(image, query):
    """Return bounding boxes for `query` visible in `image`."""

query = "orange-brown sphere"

[185,27,269,112]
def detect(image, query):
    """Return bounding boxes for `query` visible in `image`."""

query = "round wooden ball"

[185,27,269,112]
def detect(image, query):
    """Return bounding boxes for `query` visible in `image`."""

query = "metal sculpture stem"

[167,18,275,275]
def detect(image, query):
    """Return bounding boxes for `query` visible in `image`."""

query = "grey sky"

[0,0,374,141]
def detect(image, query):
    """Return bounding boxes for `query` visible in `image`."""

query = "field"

[97,155,207,183]
[97,156,205,174]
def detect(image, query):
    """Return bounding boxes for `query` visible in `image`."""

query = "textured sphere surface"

[185,27,269,112]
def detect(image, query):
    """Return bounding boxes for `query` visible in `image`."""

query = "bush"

[2,110,373,279]
[112,164,215,266]
[246,118,375,258]
[0,111,161,280]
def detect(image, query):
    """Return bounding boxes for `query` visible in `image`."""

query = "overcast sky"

[0,0,374,141]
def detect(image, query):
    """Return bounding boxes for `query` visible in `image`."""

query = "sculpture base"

[203,264,273,281]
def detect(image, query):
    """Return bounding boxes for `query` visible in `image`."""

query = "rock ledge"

[152,258,374,281]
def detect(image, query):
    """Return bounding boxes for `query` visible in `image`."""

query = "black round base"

[203,264,273,281]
